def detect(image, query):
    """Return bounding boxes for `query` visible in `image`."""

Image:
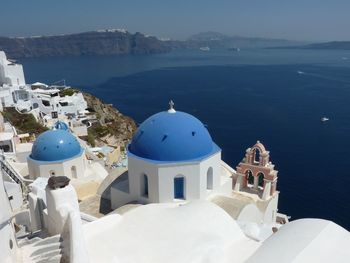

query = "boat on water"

[228,47,240,52]
[321,117,330,122]
[297,70,305,74]
[199,46,210,51]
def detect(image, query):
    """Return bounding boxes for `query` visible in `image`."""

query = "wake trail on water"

[297,71,350,84]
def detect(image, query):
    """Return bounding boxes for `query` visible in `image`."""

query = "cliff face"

[0,31,171,58]
[0,30,303,59]
[81,91,137,147]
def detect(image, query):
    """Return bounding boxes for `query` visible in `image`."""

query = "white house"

[0,51,89,132]
[1,102,350,262]
[0,51,27,110]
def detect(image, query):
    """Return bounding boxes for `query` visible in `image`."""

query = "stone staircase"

[0,157,26,191]
[19,234,64,263]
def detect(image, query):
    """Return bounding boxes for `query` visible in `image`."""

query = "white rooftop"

[83,201,259,263]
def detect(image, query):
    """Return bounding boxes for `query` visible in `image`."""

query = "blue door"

[174,177,184,199]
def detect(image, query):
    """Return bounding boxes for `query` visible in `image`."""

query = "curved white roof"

[84,200,258,263]
[247,218,350,263]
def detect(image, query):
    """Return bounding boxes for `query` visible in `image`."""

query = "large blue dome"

[129,111,219,162]
[30,129,83,162]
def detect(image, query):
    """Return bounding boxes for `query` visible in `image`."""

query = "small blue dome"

[30,129,83,162]
[54,121,69,131]
[129,111,218,162]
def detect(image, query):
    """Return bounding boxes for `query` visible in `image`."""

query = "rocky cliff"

[80,91,137,148]
[0,30,171,58]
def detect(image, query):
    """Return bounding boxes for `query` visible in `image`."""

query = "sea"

[20,48,350,229]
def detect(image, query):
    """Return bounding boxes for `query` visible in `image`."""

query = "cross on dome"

[168,100,176,113]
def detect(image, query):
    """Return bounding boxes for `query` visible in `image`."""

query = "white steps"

[19,234,64,263]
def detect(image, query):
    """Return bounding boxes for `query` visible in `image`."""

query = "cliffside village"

[1,50,349,263]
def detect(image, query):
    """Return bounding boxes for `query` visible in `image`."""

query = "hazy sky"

[1,0,350,41]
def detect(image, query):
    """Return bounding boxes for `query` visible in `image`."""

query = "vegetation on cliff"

[1,90,136,148]
[78,90,137,147]
[2,107,48,135]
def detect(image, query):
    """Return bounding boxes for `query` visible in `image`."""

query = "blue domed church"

[111,102,233,208]
[27,121,86,180]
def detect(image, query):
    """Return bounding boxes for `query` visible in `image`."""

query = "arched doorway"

[207,167,213,190]
[174,176,185,199]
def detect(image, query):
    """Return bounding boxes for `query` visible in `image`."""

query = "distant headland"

[0,30,302,58]
[0,29,170,58]
[271,41,350,50]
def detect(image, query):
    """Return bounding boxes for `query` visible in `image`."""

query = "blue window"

[174,177,185,199]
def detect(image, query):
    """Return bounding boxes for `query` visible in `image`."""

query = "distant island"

[299,41,350,50]
[270,41,350,50]
[182,31,302,49]
[0,30,302,58]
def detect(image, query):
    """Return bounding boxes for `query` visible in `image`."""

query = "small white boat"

[199,46,210,51]
[321,117,329,122]
[297,71,305,74]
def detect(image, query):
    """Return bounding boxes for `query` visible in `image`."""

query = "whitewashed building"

[111,102,232,208]
[0,51,26,110]
[0,101,350,262]
[0,51,89,131]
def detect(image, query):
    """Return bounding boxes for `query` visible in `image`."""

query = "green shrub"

[2,107,48,135]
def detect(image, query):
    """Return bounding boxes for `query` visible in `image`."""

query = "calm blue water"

[21,49,350,229]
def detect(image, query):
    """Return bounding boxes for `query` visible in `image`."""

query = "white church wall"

[158,162,200,202]
[199,152,221,198]
[38,162,64,178]
[28,159,42,180]
[217,176,233,195]
[62,156,85,179]
[128,156,159,203]
[111,187,136,210]
[263,194,279,224]
[28,154,85,180]
[128,151,223,204]
[237,204,262,224]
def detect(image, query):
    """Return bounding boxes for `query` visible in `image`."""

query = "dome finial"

[168,100,176,113]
